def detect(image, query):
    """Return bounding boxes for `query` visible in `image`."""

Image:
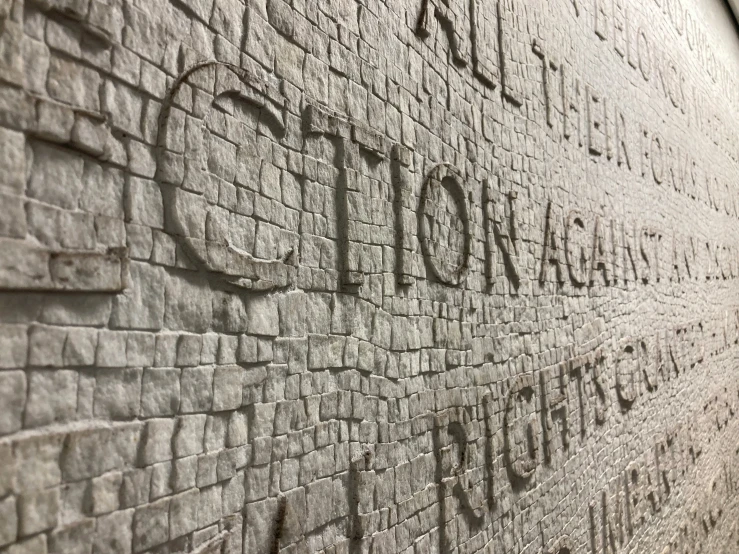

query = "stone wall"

[0,0,738,552]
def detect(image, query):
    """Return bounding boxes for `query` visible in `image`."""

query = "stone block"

[41,296,112,327]
[126,332,155,367]
[0,127,25,193]
[222,472,245,515]
[0,192,26,238]
[140,367,181,417]
[18,487,59,536]
[93,509,133,554]
[212,365,244,411]
[180,366,214,413]
[80,162,124,218]
[28,324,67,367]
[246,295,279,337]
[63,328,98,367]
[0,496,17,547]
[153,333,178,367]
[27,142,84,210]
[5,535,48,554]
[111,263,166,331]
[149,461,173,501]
[120,469,152,509]
[133,498,170,552]
[93,368,142,418]
[13,432,64,492]
[24,370,79,427]
[125,177,164,229]
[95,330,128,368]
[173,414,206,458]
[176,333,202,367]
[164,274,213,333]
[0,324,27,369]
[0,442,13,497]
[139,419,176,465]
[0,371,26,435]
[48,519,94,554]
[304,477,333,531]
[198,484,222,528]
[169,488,200,539]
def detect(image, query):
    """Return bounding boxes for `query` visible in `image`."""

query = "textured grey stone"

[222,473,245,515]
[18,487,59,536]
[0,1,738,553]
[169,488,200,539]
[111,263,166,331]
[48,519,94,554]
[133,497,170,552]
[93,509,133,554]
[149,461,173,501]
[0,370,25,434]
[172,456,198,493]
[0,324,27,369]
[0,443,13,497]
[57,481,88,529]
[61,426,119,482]
[13,433,64,493]
[125,177,164,229]
[28,325,67,368]
[24,370,78,428]
[94,330,128,369]
[139,419,176,465]
[212,365,244,411]
[197,484,222,528]
[63,328,98,367]
[5,535,48,554]
[0,495,17,547]
[126,332,155,367]
[0,192,26,238]
[173,414,207,458]
[0,126,25,193]
[93,368,142,418]
[140,367,181,417]
[120,468,152,509]
[27,142,84,210]
[180,366,214,413]
[246,296,279,337]
[176,333,202,367]
[164,275,213,333]
[90,472,122,516]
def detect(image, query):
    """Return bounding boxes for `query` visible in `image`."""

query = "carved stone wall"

[0,0,738,552]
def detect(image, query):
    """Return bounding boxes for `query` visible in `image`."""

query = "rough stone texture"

[0,0,739,553]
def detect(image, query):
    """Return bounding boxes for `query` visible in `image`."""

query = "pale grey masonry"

[0,0,738,552]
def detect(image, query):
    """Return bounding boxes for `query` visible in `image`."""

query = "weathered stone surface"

[0,371,26,434]
[1,0,739,552]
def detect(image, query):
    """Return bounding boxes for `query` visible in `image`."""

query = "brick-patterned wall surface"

[0,0,738,552]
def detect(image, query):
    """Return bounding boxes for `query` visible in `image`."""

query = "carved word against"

[539,201,739,288]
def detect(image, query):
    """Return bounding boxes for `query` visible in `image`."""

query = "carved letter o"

[419,164,472,286]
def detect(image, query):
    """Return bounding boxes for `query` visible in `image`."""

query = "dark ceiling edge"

[728,0,739,35]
